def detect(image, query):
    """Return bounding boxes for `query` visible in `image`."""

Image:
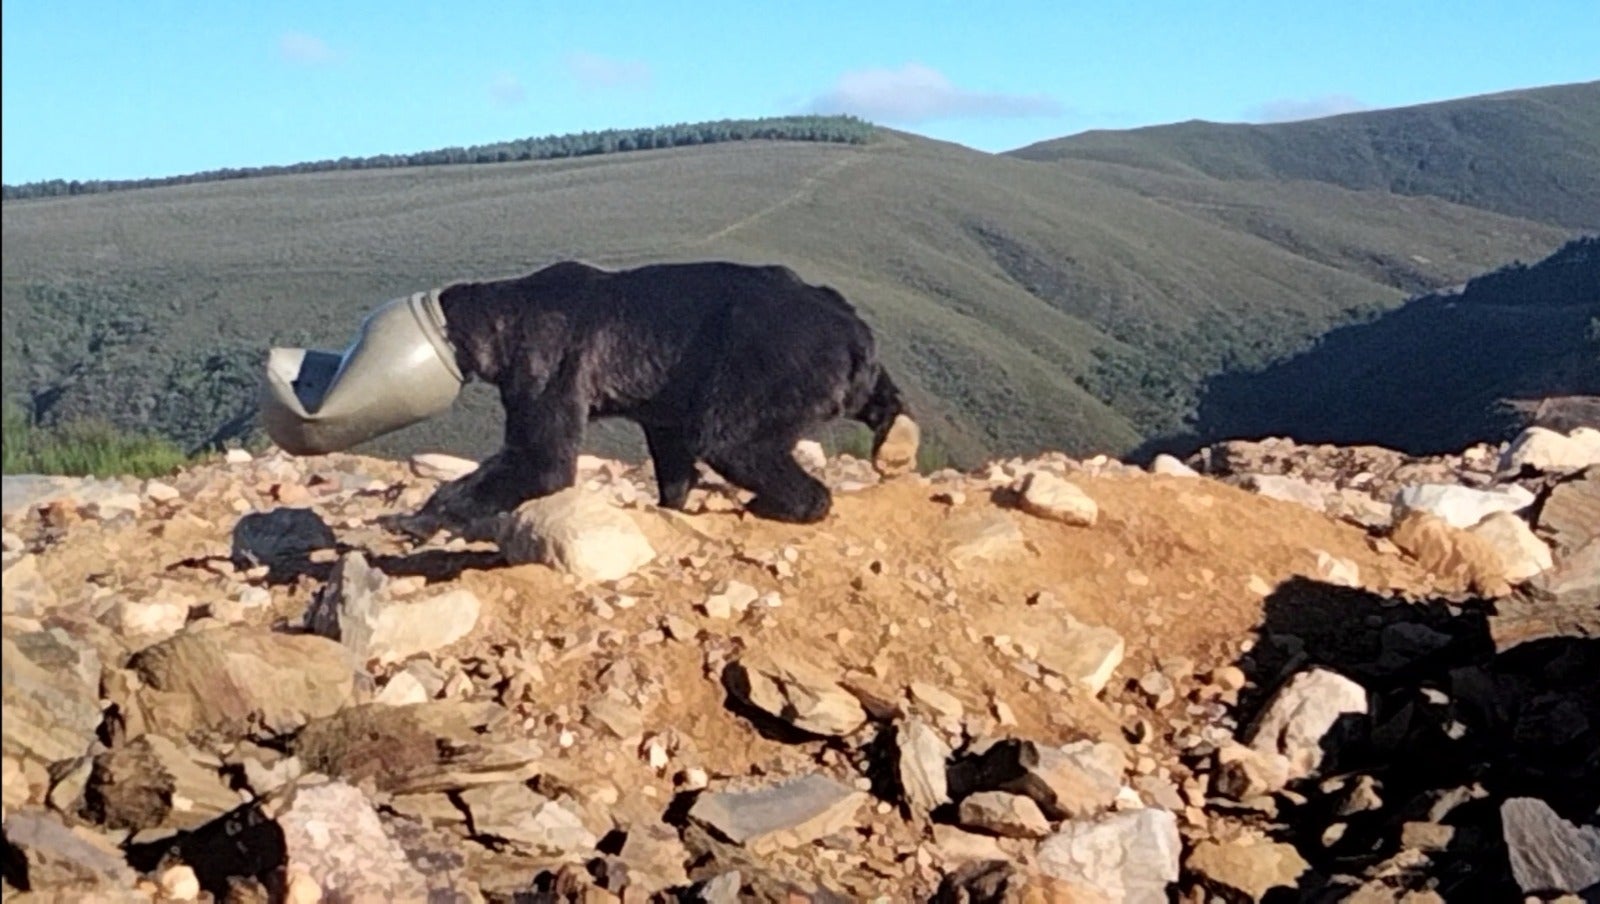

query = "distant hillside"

[3,83,1594,467]
[0,115,874,201]
[1010,80,1600,230]
[1141,234,1600,459]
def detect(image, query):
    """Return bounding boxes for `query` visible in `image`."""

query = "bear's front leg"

[383,384,586,541]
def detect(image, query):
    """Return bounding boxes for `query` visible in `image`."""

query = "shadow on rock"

[1215,575,1599,901]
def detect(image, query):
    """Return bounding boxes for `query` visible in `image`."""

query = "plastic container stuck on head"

[260,289,465,455]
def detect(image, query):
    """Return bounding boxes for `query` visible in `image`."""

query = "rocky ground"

[2,426,1597,903]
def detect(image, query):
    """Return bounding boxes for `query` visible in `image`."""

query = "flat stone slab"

[688,773,866,855]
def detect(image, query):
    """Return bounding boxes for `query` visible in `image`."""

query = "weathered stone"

[874,414,921,477]
[1313,550,1361,588]
[83,734,240,832]
[1535,467,1600,557]
[1,810,142,901]
[499,487,656,582]
[944,509,1027,565]
[897,719,951,814]
[410,452,479,482]
[957,791,1052,838]
[583,693,645,740]
[1033,613,1125,696]
[950,738,1125,820]
[722,651,867,737]
[929,824,1014,868]
[307,552,481,662]
[909,682,965,722]
[1243,474,1326,512]
[230,507,335,566]
[1036,807,1181,904]
[1500,797,1600,896]
[276,780,430,898]
[687,773,866,855]
[1150,454,1199,478]
[2,553,58,616]
[1530,538,1599,605]
[129,626,357,740]
[701,580,759,620]
[1393,483,1535,530]
[616,819,691,895]
[1016,471,1098,527]
[2,630,104,766]
[107,597,191,640]
[1212,742,1294,799]
[459,782,597,856]
[1186,835,1310,901]
[1390,510,1511,596]
[1467,511,1553,582]
[1498,427,1600,477]
[294,701,546,795]
[1245,667,1368,783]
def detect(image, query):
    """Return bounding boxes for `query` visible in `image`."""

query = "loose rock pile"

[2,427,1595,902]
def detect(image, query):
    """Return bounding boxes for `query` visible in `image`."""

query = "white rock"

[1467,511,1553,582]
[159,864,200,901]
[1016,471,1099,527]
[2,554,57,617]
[110,598,190,639]
[275,781,427,894]
[224,448,253,464]
[500,488,657,583]
[1498,426,1600,477]
[1393,483,1535,530]
[1245,667,1367,782]
[1150,454,1199,477]
[1243,474,1326,512]
[1313,551,1361,588]
[702,581,760,620]
[1037,807,1181,904]
[374,670,430,707]
[308,553,481,662]
[792,440,827,472]
[1033,613,1125,697]
[144,481,182,503]
[410,452,479,482]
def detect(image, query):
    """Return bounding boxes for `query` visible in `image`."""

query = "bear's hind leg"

[706,438,832,524]
[644,424,698,511]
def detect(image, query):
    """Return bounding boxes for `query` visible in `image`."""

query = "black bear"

[402,259,919,531]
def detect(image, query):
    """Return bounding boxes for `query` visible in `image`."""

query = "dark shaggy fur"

[418,259,909,525]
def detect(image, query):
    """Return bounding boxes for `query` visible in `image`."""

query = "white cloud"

[808,63,1062,124]
[489,71,527,107]
[563,51,651,90]
[278,31,335,65]
[1247,94,1370,123]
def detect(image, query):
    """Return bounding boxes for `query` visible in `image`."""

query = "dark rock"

[230,507,335,567]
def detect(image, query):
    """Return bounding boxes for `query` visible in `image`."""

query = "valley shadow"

[1131,237,1600,465]
[1226,576,1599,901]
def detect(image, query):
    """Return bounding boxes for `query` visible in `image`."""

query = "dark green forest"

[1,115,874,201]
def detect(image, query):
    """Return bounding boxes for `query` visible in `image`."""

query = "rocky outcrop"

[2,431,1595,901]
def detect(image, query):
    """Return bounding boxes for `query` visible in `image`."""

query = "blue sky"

[4,1,1597,184]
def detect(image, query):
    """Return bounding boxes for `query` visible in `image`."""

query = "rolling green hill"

[1141,235,1600,459]
[3,83,1596,469]
[1009,80,1600,230]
